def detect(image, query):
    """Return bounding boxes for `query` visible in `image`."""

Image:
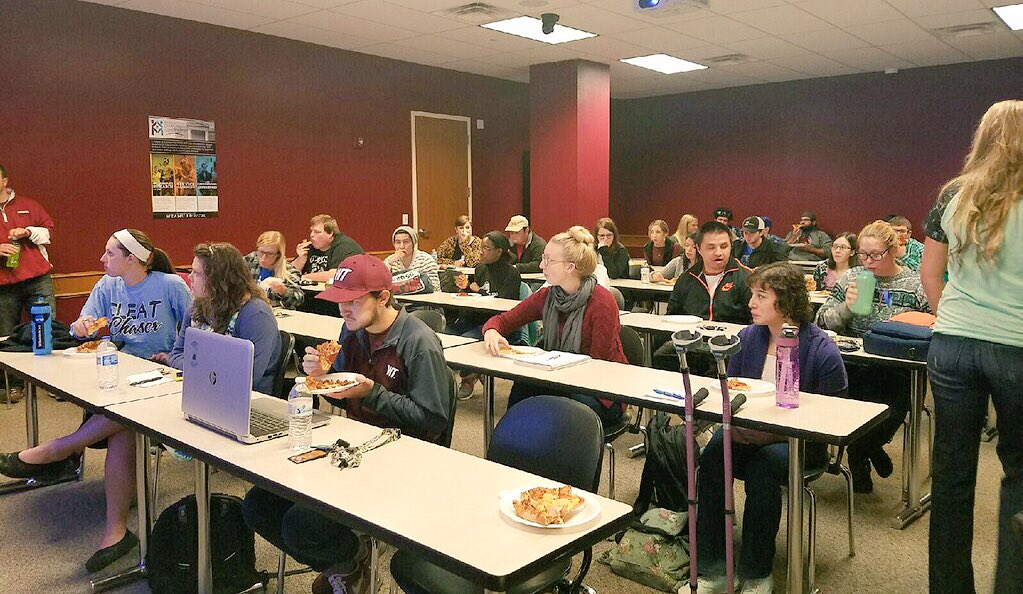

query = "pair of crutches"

[672,330,746,594]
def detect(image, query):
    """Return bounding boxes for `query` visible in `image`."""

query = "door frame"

[410,111,473,240]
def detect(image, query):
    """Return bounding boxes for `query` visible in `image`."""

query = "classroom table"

[443,341,888,594]
[396,292,522,314]
[105,393,633,594]
[272,309,478,349]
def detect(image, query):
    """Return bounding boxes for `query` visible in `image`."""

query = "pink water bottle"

[776,325,800,409]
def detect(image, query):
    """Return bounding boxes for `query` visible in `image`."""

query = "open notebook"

[498,347,591,371]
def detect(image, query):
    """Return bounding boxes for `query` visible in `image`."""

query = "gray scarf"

[542,275,597,353]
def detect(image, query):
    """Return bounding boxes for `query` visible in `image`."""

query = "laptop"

[181,327,330,444]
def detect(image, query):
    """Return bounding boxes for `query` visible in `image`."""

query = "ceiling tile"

[549,4,649,35]
[714,61,807,82]
[829,46,915,69]
[251,19,375,48]
[586,0,716,25]
[568,36,663,59]
[725,35,810,59]
[676,43,740,61]
[792,0,904,27]
[912,8,1002,30]
[329,1,465,33]
[440,59,526,82]
[845,18,937,45]
[728,4,833,35]
[607,27,709,52]
[707,0,789,15]
[289,0,361,7]
[119,0,274,28]
[880,37,971,65]
[884,0,986,18]
[392,34,501,59]
[945,30,1023,59]
[435,24,542,51]
[290,10,419,41]
[769,53,863,75]
[475,0,583,11]
[666,15,768,43]
[192,0,317,20]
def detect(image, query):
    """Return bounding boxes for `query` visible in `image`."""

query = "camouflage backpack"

[598,507,690,592]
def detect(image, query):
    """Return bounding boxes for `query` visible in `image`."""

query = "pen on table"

[652,388,686,401]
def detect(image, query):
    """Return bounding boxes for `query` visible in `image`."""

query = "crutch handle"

[692,387,709,407]
[729,393,747,414]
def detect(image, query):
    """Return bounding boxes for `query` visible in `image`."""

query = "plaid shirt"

[243,251,304,310]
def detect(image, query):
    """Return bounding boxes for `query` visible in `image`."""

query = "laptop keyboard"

[250,409,288,436]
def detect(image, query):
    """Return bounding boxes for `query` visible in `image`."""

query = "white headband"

[113,229,152,263]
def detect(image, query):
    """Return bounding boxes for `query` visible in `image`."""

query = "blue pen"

[652,388,686,401]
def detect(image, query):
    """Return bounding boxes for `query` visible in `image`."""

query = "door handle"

[418,229,431,239]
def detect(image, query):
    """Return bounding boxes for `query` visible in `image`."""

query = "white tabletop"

[610,278,675,293]
[0,349,182,408]
[273,309,477,349]
[521,273,545,282]
[105,394,633,587]
[444,342,887,445]
[396,292,520,314]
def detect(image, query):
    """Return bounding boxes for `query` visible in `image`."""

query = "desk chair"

[608,287,625,311]
[409,309,447,333]
[272,330,296,400]
[518,283,542,347]
[602,326,647,500]
[389,396,604,594]
[802,446,855,592]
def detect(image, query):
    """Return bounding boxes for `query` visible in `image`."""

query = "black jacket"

[303,233,364,274]
[731,238,786,269]
[513,232,546,274]
[644,237,681,267]
[598,244,630,279]
[666,258,753,324]
[474,259,521,299]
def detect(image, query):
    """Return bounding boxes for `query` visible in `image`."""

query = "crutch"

[671,329,709,594]
[708,334,747,594]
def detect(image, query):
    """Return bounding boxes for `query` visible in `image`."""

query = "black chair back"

[487,396,604,491]
[409,309,446,333]
[437,372,458,448]
[272,330,296,399]
[608,286,626,311]
[619,325,646,367]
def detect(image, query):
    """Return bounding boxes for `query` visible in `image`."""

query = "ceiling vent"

[434,2,517,24]
[932,22,999,38]
[705,53,754,65]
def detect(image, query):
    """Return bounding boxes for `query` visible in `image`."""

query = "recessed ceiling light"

[480,16,597,44]
[620,54,707,74]
[993,3,1023,30]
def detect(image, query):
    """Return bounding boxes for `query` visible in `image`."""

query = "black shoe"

[0,452,76,479]
[85,530,138,573]
[870,448,894,479]
[850,455,873,494]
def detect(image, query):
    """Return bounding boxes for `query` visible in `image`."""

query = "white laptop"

[181,327,330,444]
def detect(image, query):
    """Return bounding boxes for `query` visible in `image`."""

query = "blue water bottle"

[30,297,53,355]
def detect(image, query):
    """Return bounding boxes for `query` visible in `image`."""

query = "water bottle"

[5,240,19,268]
[96,338,119,390]
[849,270,876,316]
[641,263,651,284]
[288,379,314,452]
[431,249,438,262]
[30,298,53,355]
[775,324,800,409]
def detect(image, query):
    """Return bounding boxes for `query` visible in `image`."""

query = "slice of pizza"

[85,317,109,334]
[75,339,104,353]
[512,486,585,526]
[316,341,342,371]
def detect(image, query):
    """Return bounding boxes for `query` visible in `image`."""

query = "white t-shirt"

[705,273,724,297]
[762,353,777,384]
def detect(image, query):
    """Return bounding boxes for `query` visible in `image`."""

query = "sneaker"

[457,377,476,401]
[5,387,24,404]
[742,576,773,594]
[689,575,743,594]
[311,536,371,594]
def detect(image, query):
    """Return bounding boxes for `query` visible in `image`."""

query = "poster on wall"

[149,116,218,219]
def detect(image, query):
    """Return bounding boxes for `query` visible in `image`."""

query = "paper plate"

[498,487,599,529]
[708,377,775,397]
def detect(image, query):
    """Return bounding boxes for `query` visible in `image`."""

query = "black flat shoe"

[850,455,874,494]
[0,452,76,479]
[85,530,138,573]
[871,447,894,479]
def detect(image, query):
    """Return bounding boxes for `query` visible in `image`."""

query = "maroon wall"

[0,0,530,276]
[610,57,1023,240]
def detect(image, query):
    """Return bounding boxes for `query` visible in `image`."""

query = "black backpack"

[147,493,265,594]
[633,411,694,515]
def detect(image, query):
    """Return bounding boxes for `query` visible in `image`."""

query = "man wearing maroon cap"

[242,254,453,594]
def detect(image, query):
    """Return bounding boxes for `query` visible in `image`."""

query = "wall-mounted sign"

[149,116,218,219]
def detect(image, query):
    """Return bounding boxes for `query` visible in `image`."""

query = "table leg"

[787,437,805,594]
[893,369,931,529]
[91,433,153,591]
[196,460,212,594]
[483,375,495,455]
[26,381,39,447]
[3,370,10,409]
[370,538,380,594]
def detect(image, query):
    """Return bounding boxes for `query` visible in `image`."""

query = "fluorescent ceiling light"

[993,3,1023,30]
[620,54,707,74]
[480,16,596,44]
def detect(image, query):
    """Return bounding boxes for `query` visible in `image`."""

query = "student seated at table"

[482,226,627,426]
[713,206,740,241]
[785,211,832,262]
[595,217,630,279]
[652,233,700,283]
[812,232,856,292]
[673,213,699,246]
[644,219,681,267]
[292,214,364,283]
[695,262,848,594]
[733,216,786,269]
[242,254,452,594]
[0,229,191,573]
[652,221,752,371]
[154,242,280,393]
[435,214,483,268]
[886,214,924,272]
[505,214,546,274]
[244,230,304,310]
[816,220,930,492]
[383,225,440,293]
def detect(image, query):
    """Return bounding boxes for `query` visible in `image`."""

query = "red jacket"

[0,193,54,285]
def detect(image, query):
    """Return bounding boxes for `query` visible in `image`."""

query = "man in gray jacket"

[785,211,832,261]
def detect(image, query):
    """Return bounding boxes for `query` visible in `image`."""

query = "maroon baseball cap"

[316,254,394,303]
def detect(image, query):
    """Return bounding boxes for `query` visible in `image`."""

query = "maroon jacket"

[0,192,54,285]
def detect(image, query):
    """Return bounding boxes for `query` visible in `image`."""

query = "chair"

[608,286,626,311]
[389,396,604,594]
[410,309,447,333]
[802,446,855,592]
[272,330,296,400]
[518,282,542,347]
[601,326,647,500]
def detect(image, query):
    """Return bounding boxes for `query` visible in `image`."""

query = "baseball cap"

[316,254,394,303]
[713,207,733,219]
[742,216,766,231]
[505,215,529,232]
[800,211,817,221]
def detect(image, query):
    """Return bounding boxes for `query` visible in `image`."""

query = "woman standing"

[595,217,629,279]
[436,215,483,268]
[383,225,440,293]
[922,100,1023,593]
[812,232,857,292]
[244,230,304,310]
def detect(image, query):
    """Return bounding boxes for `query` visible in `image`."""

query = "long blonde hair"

[674,214,698,243]
[940,100,1023,265]
[256,231,288,278]
[550,226,598,277]
[858,220,899,251]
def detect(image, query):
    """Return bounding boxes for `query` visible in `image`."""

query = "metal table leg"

[787,437,805,594]
[893,369,931,529]
[482,375,495,455]
[26,381,39,447]
[1,383,80,495]
[91,433,153,591]
[196,460,212,593]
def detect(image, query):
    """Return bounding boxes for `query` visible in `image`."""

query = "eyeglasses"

[857,249,889,262]
[541,254,570,266]
[831,245,852,252]
[257,250,280,258]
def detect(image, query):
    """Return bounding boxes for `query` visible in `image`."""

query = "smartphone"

[288,449,328,464]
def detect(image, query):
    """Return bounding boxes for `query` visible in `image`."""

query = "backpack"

[147,493,265,594]
[633,410,692,515]
[598,507,690,592]
[862,320,932,362]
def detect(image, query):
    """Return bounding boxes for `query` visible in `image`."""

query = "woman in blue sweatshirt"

[694,262,847,594]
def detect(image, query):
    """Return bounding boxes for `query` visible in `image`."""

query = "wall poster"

[149,116,218,219]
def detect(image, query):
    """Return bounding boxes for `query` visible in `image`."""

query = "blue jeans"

[696,428,827,579]
[928,333,1023,594]
[0,273,56,336]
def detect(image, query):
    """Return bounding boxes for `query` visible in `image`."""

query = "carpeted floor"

[0,378,1000,594]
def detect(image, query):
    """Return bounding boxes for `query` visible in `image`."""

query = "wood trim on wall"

[52,271,105,300]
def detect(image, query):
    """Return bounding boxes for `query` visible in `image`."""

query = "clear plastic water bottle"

[849,270,876,316]
[288,379,314,452]
[431,249,438,262]
[96,338,119,390]
[776,324,800,409]
[30,297,53,355]
[641,263,651,284]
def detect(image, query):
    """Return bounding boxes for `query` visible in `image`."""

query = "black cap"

[742,216,765,231]
[714,207,733,219]
[800,211,816,221]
